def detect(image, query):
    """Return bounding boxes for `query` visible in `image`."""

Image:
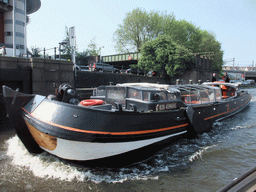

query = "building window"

[6,32,11,36]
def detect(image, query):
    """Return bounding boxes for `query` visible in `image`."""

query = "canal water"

[0,88,256,192]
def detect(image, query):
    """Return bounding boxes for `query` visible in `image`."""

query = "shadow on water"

[0,118,15,141]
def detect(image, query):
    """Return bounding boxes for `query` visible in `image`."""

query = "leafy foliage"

[114,8,224,74]
[86,38,101,56]
[76,51,89,65]
[138,35,194,78]
[30,46,41,58]
[164,20,223,70]
[114,8,174,53]
[75,39,101,65]
[197,30,223,71]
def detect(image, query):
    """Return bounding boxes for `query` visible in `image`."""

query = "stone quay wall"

[0,56,74,96]
[0,55,215,94]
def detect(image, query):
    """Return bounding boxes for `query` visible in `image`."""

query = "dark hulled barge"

[2,82,251,164]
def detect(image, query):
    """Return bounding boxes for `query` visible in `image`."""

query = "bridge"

[102,52,140,68]
[223,66,256,80]
[101,53,256,80]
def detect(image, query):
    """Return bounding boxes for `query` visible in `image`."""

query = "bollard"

[176,79,180,85]
[189,80,193,84]
[198,80,201,85]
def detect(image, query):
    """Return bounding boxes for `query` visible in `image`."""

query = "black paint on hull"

[188,92,251,134]
[21,101,189,142]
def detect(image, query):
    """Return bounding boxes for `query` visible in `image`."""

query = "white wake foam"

[6,136,158,183]
[189,145,216,162]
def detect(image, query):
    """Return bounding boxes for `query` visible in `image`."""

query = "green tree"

[197,30,223,71]
[115,8,223,73]
[75,39,101,65]
[164,20,202,53]
[76,51,89,65]
[165,20,223,71]
[113,8,174,53]
[86,38,101,56]
[30,46,41,58]
[138,35,193,78]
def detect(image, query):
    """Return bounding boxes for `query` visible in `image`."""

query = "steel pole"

[24,0,27,57]
[13,0,16,57]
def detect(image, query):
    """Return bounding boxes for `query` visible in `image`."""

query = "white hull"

[42,131,187,161]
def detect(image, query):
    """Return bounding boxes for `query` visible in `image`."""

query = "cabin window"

[190,90,201,104]
[215,89,222,101]
[181,90,201,105]
[200,89,210,103]
[106,88,126,105]
[93,86,106,97]
[128,88,142,100]
[167,93,177,100]
[208,89,216,102]
[143,91,151,101]
[181,90,189,103]
[94,89,105,96]
[159,92,167,100]
[180,90,200,104]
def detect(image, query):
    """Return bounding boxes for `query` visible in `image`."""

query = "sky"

[27,0,256,67]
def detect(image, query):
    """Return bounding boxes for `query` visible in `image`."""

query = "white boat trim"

[42,130,187,161]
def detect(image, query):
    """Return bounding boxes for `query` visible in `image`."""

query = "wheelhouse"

[92,83,183,112]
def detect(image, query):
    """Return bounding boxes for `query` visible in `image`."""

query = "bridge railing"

[102,52,140,63]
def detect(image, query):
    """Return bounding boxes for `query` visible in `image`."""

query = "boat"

[173,81,251,133]
[2,81,251,165]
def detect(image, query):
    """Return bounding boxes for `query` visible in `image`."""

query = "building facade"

[0,0,41,56]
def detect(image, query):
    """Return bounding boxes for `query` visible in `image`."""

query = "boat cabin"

[49,82,238,112]
[92,83,183,112]
[172,84,222,105]
[91,82,237,112]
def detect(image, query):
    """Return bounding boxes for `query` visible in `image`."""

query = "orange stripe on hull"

[22,108,189,136]
[204,99,250,120]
